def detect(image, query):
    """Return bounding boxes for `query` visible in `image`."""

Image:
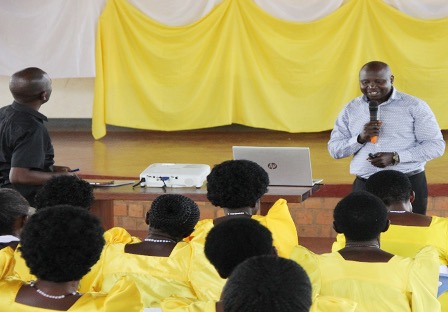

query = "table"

[91,183,321,230]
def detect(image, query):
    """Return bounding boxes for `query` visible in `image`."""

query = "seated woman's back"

[89,194,221,308]
[294,192,440,312]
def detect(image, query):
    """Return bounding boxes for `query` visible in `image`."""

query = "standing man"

[0,67,75,205]
[328,61,445,215]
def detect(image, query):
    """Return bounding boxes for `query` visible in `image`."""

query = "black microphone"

[369,101,379,143]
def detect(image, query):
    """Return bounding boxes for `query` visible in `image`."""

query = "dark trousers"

[353,171,428,215]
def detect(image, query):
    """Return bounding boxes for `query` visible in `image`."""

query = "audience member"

[291,191,440,311]
[221,255,312,312]
[0,189,32,278]
[163,216,277,311]
[197,159,298,258]
[87,194,218,309]
[34,175,94,210]
[204,218,275,279]
[328,61,445,215]
[0,205,143,311]
[333,170,448,265]
[0,67,76,205]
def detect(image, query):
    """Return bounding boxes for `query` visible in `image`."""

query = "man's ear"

[382,219,391,233]
[145,211,150,225]
[333,221,342,234]
[390,75,394,84]
[409,191,415,204]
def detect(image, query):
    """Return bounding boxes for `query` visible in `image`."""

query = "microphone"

[369,101,379,143]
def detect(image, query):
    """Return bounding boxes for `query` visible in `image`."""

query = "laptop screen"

[232,146,321,187]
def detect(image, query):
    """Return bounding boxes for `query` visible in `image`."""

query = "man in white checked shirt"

[328,61,445,215]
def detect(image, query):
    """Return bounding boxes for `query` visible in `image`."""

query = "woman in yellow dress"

[163,159,298,311]
[0,205,143,311]
[193,159,298,258]
[88,194,221,309]
[291,191,440,311]
[332,170,448,264]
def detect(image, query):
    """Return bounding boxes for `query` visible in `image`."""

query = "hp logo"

[267,163,277,169]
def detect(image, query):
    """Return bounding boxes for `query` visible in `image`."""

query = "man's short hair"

[222,255,312,312]
[204,218,273,278]
[333,191,388,241]
[206,159,269,209]
[0,188,30,235]
[365,170,412,206]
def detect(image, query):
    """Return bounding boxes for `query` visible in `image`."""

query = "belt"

[357,169,424,182]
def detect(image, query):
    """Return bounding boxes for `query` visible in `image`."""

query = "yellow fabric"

[191,198,298,258]
[310,295,358,312]
[93,0,448,139]
[11,227,141,293]
[163,198,298,311]
[79,227,141,293]
[0,247,15,279]
[0,277,143,312]
[291,245,441,312]
[332,216,448,265]
[89,239,221,309]
[439,291,448,311]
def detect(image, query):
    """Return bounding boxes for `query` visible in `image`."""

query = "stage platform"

[50,125,448,254]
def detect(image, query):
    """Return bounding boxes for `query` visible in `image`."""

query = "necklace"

[227,212,251,216]
[389,210,407,213]
[345,243,380,248]
[144,238,176,243]
[30,281,78,300]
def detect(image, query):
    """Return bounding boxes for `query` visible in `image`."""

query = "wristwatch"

[392,152,400,165]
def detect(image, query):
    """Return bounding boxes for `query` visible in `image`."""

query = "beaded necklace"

[30,281,78,300]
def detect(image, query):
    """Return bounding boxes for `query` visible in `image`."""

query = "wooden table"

[91,183,321,230]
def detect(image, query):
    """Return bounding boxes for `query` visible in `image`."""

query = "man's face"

[359,68,394,103]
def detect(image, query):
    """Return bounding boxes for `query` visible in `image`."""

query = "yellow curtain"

[93,0,448,139]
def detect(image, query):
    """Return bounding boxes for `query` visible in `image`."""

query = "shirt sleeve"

[290,245,321,301]
[253,198,298,258]
[398,101,445,164]
[102,277,144,312]
[408,245,441,312]
[10,126,47,169]
[328,104,366,159]
[331,234,346,252]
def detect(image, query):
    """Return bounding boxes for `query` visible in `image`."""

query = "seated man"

[332,170,448,265]
[221,255,312,312]
[0,67,75,205]
[291,191,440,311]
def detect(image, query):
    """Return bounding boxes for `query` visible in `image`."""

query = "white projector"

[139,163,211,188]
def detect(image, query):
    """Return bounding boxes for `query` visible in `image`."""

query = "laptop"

[232,146,323,187]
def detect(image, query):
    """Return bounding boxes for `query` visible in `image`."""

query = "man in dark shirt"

[0,67,75,204]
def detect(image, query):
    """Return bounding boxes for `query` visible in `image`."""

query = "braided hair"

[148,194,200,240]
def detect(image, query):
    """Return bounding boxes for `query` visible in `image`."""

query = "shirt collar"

[11,101,48,122]
[0,235,20,243]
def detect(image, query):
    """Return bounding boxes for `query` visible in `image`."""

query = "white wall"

[0,76,94,118]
